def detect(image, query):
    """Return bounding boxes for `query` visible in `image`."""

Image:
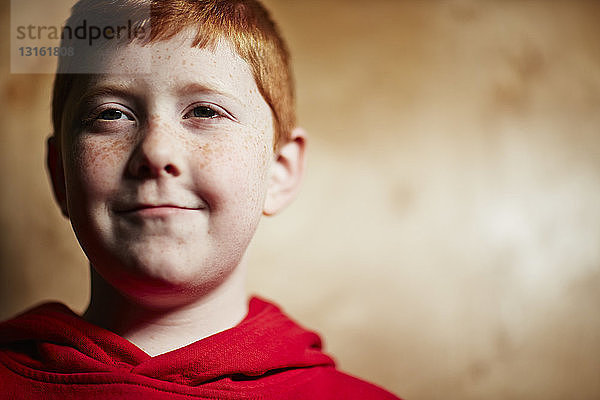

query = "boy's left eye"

[184,106,220,119]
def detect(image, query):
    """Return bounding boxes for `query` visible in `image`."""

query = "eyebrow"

[79,82,139,104]
[79,81,243,109]
[174,82,243,107]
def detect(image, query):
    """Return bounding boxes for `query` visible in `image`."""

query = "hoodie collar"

[0,297,334,385]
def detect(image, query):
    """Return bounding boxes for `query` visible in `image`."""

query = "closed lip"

[115,204,206,214]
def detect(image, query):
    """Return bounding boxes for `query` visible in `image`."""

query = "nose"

[127,121,182,179]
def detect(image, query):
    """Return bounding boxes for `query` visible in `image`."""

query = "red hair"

[52,0,295,149]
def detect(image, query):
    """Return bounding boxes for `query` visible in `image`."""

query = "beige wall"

[1,1,600,398]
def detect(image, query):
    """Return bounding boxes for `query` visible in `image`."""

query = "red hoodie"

[0,297,401,399]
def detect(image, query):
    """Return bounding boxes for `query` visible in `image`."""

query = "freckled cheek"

[66,138,130,196]
[245,133,273,181]
[194,139,271,208]
[233,141,272,203]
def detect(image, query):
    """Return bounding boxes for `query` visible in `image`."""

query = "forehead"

[103,36,251,87]
[66,34,269,121]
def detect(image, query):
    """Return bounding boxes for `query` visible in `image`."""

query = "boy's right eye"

[96,109,133,121]
[81,105,136,131]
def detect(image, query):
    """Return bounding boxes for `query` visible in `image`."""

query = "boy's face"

[50,35,282,306]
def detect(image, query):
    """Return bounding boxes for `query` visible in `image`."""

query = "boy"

[0,1,401,398]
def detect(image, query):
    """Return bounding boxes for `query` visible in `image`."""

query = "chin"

[131,255,209,285]
[87,238,245,308]
[119,252,234,300]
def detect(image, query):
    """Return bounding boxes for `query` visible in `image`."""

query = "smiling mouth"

[116,204,205,216]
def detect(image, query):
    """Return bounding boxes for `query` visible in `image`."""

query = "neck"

[83,263,248,357]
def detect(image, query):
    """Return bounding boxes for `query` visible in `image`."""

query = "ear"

[263,127,307,216]
[46,135,69,218]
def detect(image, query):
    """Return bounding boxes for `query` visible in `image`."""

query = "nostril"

[164,164,176,174]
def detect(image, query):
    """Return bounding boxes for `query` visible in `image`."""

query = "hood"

[0,297,335,386]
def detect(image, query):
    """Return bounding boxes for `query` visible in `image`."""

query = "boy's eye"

[193,106,218,118]
[81,106,136,130]
[184,105,221,119]
[97,109,131,121]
